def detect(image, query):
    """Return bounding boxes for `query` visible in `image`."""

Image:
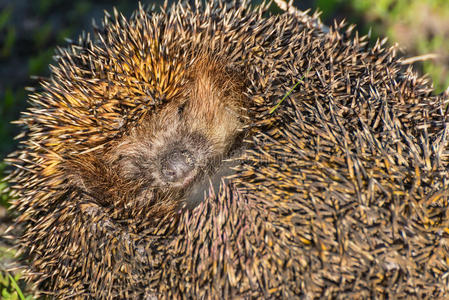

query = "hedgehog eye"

[177,102,187,117]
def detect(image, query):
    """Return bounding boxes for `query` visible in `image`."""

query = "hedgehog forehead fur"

[7,0,449,299]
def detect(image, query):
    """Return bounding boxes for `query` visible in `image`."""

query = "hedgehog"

[5,0,449,299]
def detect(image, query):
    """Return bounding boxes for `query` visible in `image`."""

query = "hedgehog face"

[110,107,211,191]
[104,58,247,209]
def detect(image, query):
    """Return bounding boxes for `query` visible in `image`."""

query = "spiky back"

[6,1,449,298]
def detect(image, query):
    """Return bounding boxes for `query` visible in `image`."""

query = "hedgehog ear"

[177,102,187,117]
[64,155,117,206]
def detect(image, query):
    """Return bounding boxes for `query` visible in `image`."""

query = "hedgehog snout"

[160,149,196,184]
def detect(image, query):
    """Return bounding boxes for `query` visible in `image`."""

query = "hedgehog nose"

[161,149,195,183]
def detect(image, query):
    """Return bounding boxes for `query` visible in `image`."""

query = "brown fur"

[64,56,248,222]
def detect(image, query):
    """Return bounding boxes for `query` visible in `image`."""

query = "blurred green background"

[0,0,448,298]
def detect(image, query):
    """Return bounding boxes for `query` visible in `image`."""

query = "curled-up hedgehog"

[5,0,449,299]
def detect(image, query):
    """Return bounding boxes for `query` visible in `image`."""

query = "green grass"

[1,26,16,58]
[0,6,13,31]
[316,0,449,93]
[270,70,309,114]
[0,246,34,300]
[0,271,33,300]
[0,162,10,208]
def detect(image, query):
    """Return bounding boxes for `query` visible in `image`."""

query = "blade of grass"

[269,70,309,114]
[7,274,25,300]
